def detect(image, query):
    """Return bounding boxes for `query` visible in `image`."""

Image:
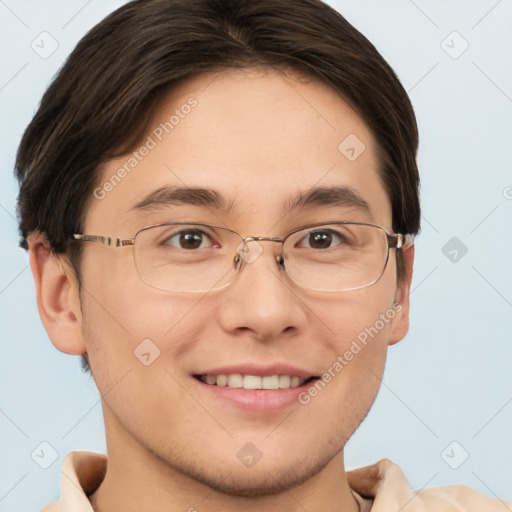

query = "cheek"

[80,246,206,339]
[82,287,210,366]
[79,250,216,395]
[81,286,215,442]
[308,279,399,400]
[316,266,398,351]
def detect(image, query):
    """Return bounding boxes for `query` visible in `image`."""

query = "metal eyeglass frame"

[70,221,411,292]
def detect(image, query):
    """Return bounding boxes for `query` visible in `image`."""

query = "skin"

[28,66,414,512]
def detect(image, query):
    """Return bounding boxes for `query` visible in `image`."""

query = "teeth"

[262,375,279,389]
[279,375,290,388]
[244,375,262,389]
[227,374,243,388]
[217,374,228,387]
[199,374,309,389]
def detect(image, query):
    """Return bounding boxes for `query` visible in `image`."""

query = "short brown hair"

[15,0,420,373]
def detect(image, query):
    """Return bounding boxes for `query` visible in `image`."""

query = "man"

[15,0,511,510]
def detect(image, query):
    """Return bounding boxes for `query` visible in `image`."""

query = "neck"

[89,408,360,512]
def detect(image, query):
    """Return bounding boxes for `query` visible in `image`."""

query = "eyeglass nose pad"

[235,239,263,264]
[233,248,285,271]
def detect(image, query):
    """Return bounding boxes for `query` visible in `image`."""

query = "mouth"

[191,364,322,413]
[193,374,319,389]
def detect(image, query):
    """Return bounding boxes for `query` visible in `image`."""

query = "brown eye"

[164,229,212,250]
[299,229,343,250]
[308,231,332,249]
[180,231,203,249]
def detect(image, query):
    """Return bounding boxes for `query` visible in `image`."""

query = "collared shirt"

[41,451,511,511]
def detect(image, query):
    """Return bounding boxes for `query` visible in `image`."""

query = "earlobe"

[388,243,415,346]
[27,232,86,356]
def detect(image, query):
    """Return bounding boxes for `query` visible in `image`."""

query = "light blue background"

[1,1,511,510]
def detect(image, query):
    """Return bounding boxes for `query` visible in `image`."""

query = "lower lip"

[193,377,319,414]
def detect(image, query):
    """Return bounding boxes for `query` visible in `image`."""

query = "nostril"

[277,255,285,267]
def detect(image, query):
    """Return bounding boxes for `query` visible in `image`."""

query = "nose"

[217,240,307,341]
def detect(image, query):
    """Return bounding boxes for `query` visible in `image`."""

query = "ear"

[27,232,86,356]
[388,240,414,346]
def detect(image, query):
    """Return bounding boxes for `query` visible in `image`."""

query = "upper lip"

[193,363,318,379]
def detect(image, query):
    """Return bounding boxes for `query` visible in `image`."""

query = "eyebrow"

[130,184,371,217]
[131,186,231,212]
[286,185,371,215]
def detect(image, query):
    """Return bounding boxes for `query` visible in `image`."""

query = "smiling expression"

[76,65,411,497]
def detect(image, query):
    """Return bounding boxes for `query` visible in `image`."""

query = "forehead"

[86,67,392,232]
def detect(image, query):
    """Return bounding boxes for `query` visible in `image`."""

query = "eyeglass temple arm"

[387,233,413,250]
[71,234,134,247]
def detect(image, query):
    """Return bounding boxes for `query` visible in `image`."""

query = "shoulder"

[348,458,512,511]
[41,498,62,511]
[418,482,511,511]
[40,450,107,511]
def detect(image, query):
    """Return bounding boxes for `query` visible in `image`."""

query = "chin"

[163,442,341,499]
[191,458,326,497]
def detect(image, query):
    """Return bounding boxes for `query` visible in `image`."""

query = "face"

[71,67,410,495]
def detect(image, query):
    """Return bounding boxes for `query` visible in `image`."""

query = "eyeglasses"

[70,222,410,293]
